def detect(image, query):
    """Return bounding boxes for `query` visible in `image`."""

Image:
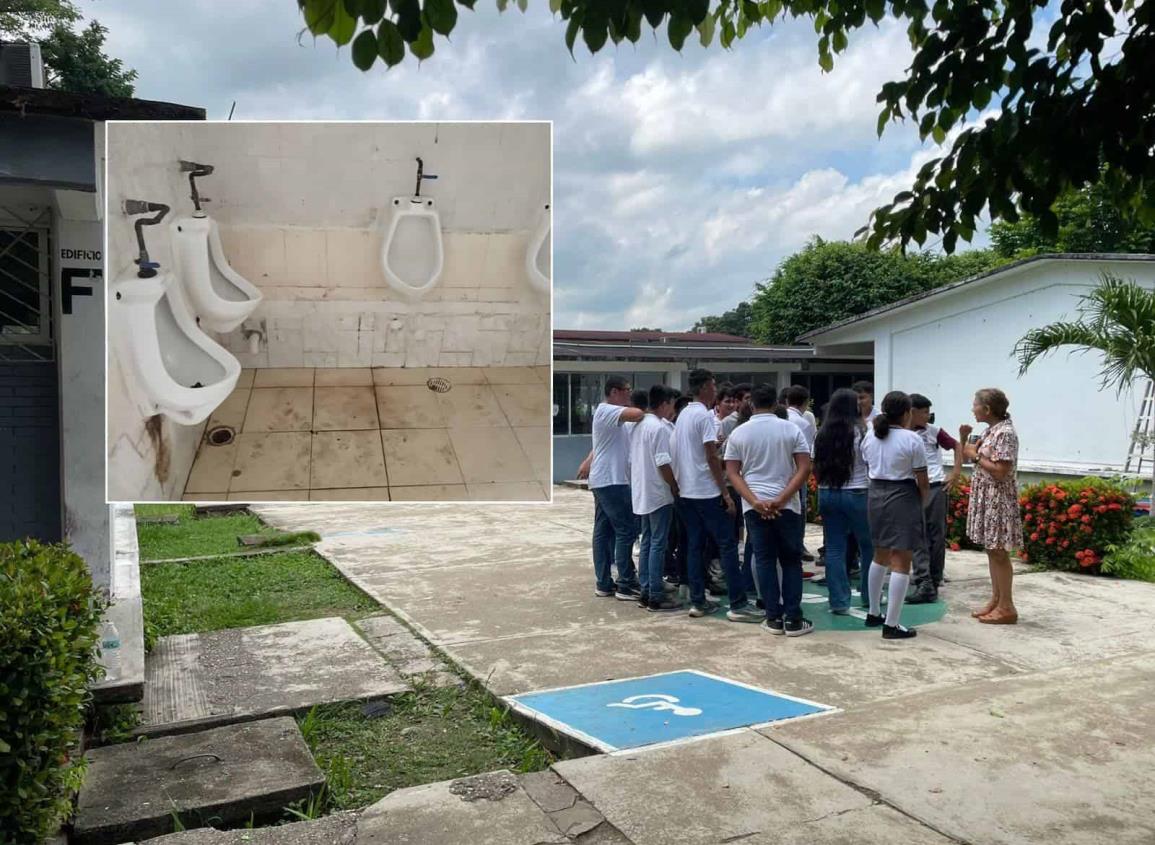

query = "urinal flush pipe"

[413,157,438,198]
[123,200,170,278]
[179,160,214,214]
[241,318,265,354]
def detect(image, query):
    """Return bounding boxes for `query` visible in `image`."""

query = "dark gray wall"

[0,114,95,190]
[0,361,61,541]
[553,435,591,483]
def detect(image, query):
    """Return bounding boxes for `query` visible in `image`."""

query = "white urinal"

[110,272,241,426]
[526,203,551,295]
[170,213,263,332]
[380,196,444,299]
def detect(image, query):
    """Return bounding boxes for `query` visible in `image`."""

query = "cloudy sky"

[93,0,974,330]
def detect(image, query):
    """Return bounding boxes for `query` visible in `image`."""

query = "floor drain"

[206,425,236,446]
[427,377,452,393]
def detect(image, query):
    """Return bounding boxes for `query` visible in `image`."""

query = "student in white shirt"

[907,393,963,604]
[671,368,759,621]
[578,376,644,600]
[629,385,681,612]
[725,384,814,636]
[812,388,874,616]
[853,380,880,422]
[861,391,929,640]
[784,385,818,561]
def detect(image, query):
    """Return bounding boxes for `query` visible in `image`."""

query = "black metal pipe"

[123,200,170,278]
[179,160,214,212]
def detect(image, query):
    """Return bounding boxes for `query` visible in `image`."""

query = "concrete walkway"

[254,487,1155,844]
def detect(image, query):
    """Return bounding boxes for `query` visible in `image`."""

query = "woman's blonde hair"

[974,388,1010,420]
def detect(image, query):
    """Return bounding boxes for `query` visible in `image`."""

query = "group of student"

[579,368,970,642]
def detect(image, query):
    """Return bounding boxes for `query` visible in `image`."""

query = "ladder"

[1125,379,1155,478]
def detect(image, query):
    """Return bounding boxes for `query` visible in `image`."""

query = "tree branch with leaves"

[299,0,1155,256]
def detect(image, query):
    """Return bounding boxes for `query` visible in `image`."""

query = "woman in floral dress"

[959,388,1022,624]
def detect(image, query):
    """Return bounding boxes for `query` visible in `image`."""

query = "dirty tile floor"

[183,366,551,502]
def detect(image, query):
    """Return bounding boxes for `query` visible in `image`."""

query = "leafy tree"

[1014,273,1155,499]
[691,301,753,338]
[0,0,78,40]
[748,237,1003,344]
[1,2,136,97]
[990,180,1155,260]
[39,21,136,97]
[300,0,1155,255]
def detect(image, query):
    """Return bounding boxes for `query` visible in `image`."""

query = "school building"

[802,253,1155,485]
[0,48,204,702]
[551,329,872,481]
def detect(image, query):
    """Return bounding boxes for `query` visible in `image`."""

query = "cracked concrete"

[139,618,410,735]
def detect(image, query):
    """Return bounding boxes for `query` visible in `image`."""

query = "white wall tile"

[283,228,328,285]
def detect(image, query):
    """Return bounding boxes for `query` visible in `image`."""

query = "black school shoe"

[761,617,785,635]
[882,624,917,639]
[864,614,885,628]
[784,618,814,638]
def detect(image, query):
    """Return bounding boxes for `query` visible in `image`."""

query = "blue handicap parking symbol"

[507,670,834,752]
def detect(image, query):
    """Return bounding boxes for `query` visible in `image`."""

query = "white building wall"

[814,258,1155,474]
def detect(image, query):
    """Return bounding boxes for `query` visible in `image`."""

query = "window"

[552,371,671,435]
[0,226,52,356]
[552,373,569,435]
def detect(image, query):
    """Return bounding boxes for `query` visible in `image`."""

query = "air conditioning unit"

[0,42,46,88]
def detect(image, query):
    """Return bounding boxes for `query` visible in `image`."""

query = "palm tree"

[1014,272,1155,501]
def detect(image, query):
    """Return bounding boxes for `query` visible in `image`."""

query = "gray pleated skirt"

[868,479,925,551]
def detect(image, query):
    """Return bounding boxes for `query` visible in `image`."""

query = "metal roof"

[554,329,754,344]
[553,339,820,362]
[798,253,1155,342]
[0,84,205,121]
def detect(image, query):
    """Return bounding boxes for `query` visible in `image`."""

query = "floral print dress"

[966,417,1024,551]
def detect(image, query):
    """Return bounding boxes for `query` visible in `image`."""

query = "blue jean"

[592,485,638,591]
[818,488,874,611]
[745,509,804,621]
[678,496,748,609]
[638,505,674,599]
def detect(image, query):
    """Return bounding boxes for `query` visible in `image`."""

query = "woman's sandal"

[971,603,997,618]
[978,609,1018,625]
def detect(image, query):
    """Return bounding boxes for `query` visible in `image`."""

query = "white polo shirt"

[589,402,631,489]
[787,406,817,449]
[861,427,927,481]
[723,413,811,514]
[629,414,675,515]
[671,401,725,499]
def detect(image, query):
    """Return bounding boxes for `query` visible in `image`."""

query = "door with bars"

[0,205,62,542]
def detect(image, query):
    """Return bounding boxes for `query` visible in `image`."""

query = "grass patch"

[297,683,552,811]
[135,506,288,561]
[141,550,378,638]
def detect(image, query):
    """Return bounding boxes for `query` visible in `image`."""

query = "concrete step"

[138,617,409,737]
[129,770,632,845]
[74,717,324,845]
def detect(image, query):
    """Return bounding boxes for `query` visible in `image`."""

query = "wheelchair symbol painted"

[605,694,702,717]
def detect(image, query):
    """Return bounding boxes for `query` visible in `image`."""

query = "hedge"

[1,541,107,844]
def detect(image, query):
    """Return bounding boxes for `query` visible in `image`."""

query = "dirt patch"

[145,414,170,484]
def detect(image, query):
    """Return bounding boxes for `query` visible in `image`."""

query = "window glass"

[569,373,604,435]
[553,373,569,435]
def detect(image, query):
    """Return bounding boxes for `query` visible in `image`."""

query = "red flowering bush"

[1019,478,1134,572]
[806,475,820,524]
[946,480,980,551]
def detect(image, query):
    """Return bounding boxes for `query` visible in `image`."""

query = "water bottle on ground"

[100,619,122,681]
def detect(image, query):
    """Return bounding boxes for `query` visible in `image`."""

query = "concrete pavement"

[252,486,1155,844]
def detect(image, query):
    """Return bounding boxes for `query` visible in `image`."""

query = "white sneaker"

[726,605,763,623]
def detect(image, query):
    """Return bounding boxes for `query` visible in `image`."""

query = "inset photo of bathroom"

[105,121,552,503]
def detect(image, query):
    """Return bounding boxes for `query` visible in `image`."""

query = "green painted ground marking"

[712,579,948,632]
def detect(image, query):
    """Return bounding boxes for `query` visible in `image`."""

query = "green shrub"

[1101,517,1155,582]
[1,540,107,844]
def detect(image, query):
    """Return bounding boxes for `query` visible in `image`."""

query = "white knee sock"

[886,572,910,628]
[868,563,888,616]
